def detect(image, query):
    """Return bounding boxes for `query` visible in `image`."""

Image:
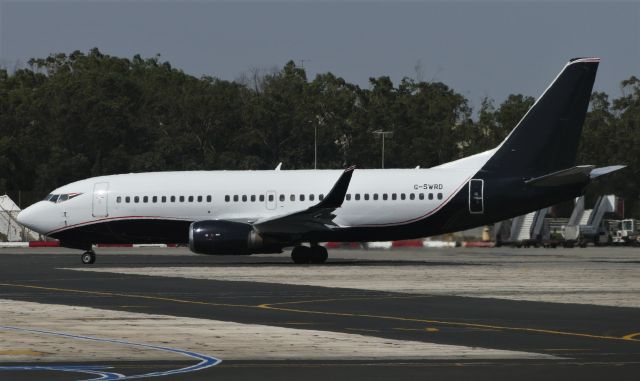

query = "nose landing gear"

[291,244,328,264]
[81,250,96,265]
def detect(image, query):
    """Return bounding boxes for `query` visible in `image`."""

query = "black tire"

[81,251,95,265]
[291,246,311,264]
[310,246,328,264]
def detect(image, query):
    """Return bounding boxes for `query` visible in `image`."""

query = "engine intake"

[188,220,279,255]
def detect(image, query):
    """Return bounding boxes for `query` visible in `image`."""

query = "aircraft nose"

[17,205,37,230]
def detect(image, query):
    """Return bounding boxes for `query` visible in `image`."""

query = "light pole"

[372,130,393,169]
[314,125,317,170]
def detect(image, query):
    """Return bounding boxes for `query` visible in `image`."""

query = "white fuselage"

[20,166,478,237]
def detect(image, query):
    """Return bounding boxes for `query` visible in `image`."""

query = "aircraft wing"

[252,166,355,235]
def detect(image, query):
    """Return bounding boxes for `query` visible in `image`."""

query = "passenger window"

[383,193,388,201]
[161,196,167,203]
[197,196,203,202]
[207,195,212,202]
[319,194,324,201]
[419,193,424,200]
[409,193,415,200]
[428,193,433,200]
[171,196,176,202]
[373,194,378,200]
[364,194,369,201]
[142,196,148,203]
[309,194,315,201]
[125,196,131,203]
[242,195,247,202]
[401,193,406,200]
[188,196,194,202]
[116,196,122,203]
[268,194,274,202]
[233,195,239,202]
[279,194,285,202]
[225,195,230,202]
[300,194,305,201]
[290,194,295,201]
[355,194,360,201]
[260,195,265,202]
[346,194,351,201]
[134,196,140,203]
[392,193,397,200]
[437,193,443,200]
[152,196,157,203]
[179,196,185,202]
[251,195,256,202]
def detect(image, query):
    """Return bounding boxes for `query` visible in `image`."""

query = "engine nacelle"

[188,220,279,255]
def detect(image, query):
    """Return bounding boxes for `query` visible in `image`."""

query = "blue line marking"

[0,326,222,380]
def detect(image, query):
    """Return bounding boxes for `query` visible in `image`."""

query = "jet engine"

[188,220,280,255]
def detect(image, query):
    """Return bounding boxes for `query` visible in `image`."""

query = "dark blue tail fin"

[482,58,599,177]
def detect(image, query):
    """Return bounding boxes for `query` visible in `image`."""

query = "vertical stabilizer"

[482,58,599,177]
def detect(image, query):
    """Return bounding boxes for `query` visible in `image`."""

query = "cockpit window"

[45,193,82,203]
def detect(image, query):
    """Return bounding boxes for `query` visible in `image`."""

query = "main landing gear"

[81,250,96,265]
[291,244,328,264]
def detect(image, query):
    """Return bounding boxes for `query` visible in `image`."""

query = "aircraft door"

[92,182,109,217]
[266,191,277,210]
[469,179,484,214]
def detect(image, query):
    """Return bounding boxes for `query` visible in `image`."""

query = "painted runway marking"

[2,282,638,346]
[0,326,221,380]
[257,300,640,343]
[622,332,640,340]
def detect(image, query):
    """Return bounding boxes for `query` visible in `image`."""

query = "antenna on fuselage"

[275,162,282,171]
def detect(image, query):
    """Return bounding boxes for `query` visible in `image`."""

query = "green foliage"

[0,49,638,212]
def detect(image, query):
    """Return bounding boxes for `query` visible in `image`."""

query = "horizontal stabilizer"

[525,165,594,187]
[590,165,626,179]
[526,164,626,187]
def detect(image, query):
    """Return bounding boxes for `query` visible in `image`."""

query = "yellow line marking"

[0,283,250,309]
[269,295,429,306]
[345,328,380,333]
[257,303,640,343]
[622,332,640,340]
[2,282,637,344]
[393,327,439,333]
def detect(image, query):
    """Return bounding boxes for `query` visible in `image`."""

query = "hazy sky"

[1,1,638,110]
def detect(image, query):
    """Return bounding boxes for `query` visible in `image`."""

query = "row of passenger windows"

[115,192,444,204]
[115,195,212,204]
[225,194,326,203]
[224,192,443,203]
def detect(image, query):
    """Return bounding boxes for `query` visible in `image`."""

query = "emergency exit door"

[92,182,109,217]
[469,179,484,214]
[266,191,277,210]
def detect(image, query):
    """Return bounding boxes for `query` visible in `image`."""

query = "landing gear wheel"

[310,245,328,264]
[81,250,96,265]
[291,246,311,264]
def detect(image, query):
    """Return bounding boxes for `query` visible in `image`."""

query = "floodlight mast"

[373,130,393,169]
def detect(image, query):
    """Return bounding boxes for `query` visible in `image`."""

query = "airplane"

[17,57,624,265]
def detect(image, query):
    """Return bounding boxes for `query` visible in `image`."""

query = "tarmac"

[0,246,639,380]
